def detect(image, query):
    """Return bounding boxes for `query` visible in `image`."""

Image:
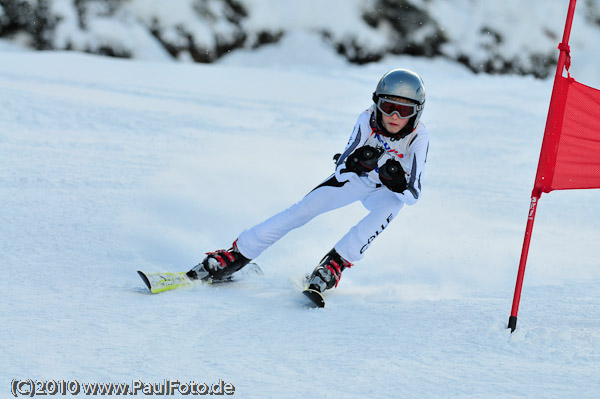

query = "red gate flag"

[507,0,600,332]
[535,76,600,193]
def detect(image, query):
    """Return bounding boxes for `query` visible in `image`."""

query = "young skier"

[187,68,429,294]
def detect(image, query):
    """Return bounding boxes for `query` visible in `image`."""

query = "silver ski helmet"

[372,69,426,137]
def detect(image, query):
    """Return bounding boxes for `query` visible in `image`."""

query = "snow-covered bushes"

[2,0,600,79]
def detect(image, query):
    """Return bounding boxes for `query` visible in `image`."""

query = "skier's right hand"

[343,146,382,174]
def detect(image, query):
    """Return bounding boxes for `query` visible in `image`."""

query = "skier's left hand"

[378,159,407,193]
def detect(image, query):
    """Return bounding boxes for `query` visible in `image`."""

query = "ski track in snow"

[1,48,599,398]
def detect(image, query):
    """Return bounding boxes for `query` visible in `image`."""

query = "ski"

[137,263,262,294]
[137,271,194,294]
[302,288,325,308]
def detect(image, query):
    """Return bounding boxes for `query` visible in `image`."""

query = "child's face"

[379,96,413,134]
[381,109,410,134]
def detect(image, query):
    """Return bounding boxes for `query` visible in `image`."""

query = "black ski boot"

[186,239,251,281]
[306,248,353,293]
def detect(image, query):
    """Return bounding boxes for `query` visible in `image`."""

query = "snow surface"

[2,34,600,398]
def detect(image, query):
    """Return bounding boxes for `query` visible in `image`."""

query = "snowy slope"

[1,38,599,398]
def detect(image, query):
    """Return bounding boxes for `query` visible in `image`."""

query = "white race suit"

[236,105,429,263]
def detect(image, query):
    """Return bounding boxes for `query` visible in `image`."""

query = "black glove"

[378,159,407,193]
[344,146,382,174]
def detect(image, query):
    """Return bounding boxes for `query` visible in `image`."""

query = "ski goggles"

[376,98,422,119]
